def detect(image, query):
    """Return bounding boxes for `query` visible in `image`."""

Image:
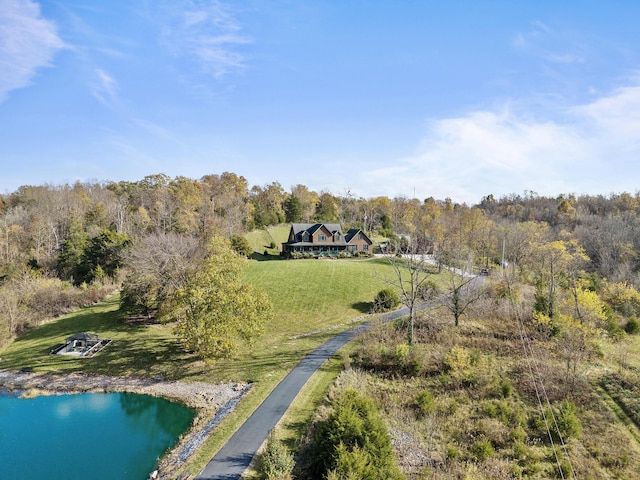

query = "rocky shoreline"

[0,369,250,479]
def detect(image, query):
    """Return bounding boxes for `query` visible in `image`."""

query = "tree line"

[1,172,640,351]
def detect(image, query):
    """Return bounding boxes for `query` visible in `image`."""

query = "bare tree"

[444,270,484,326]
[383,243,437,344]
[120,232,205,317]
[436,232,484,327]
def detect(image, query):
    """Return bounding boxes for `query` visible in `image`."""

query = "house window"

[364,244,369,251]
[319,234,327,241]
[335,233,341,240]
[358,233,363,240]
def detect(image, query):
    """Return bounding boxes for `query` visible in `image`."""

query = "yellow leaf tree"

[168,236,272,361]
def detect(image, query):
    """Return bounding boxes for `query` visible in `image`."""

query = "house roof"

[290,223,343,235]
[286,223,344,245]
[284,223,372,247]
[67,332,98,342]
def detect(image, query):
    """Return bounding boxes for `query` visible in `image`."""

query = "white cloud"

[572,83,640,140]
[90,68,118,105]
[158,0,251,78]
[358,82,640,204]
[0,0,65,102]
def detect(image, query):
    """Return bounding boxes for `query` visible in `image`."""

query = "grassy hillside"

[0,256,426,384]
[246,225,291,256]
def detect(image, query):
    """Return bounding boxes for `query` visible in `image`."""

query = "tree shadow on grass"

[82,336,198,379]
[0,296,188,376]
[351,301,372,314]
[250,252,283,261]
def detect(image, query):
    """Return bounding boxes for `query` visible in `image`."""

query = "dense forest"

[1,172,640,347]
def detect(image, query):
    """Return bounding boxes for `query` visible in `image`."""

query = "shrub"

[311,388,405,479]
[443,345,489,387]
[471,438,494,461]
[417,280,439,300]
[500,379,513,398]
[557,459,573,479]
[416,390,435,416]
[259,431,295,480]
[230,235,253,257]
[535,400,582,443]
[553,400,582,441]
[395,343,410,366]
[602,281,640,317]
[482,399,526,429]
[605,315,624,339]
[625,317,639,334]
[327,444,377,480]
[372,288,400,313]
[446,443,461,460]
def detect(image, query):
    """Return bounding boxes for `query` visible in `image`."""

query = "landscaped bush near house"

[231,235,253,257]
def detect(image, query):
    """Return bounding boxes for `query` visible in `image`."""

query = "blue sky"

[2,0,640,204]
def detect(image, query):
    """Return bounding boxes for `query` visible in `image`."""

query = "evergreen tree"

[84,228,130,282]
[312,388,404,480]
[57,216,88,284]
[284,196,303,223]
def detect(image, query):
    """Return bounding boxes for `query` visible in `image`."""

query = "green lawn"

[0,296,195,379]
[185,257,408,384]
[246,225,290,257]
[0,256,423,384]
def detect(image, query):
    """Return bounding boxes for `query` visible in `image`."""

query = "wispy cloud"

[512,20,586,66]
[0,0,65,102]
[545,53,584,64]
[90,68,119,105]
[358,81,640,204]
[157,0,251,78]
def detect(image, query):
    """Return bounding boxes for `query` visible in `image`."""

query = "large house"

[282,223,373,257]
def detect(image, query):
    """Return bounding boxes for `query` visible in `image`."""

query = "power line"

[509,287,577,479]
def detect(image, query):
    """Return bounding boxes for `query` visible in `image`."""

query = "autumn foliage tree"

[168,236,272,360]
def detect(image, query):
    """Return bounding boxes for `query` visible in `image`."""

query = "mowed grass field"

[0,256,409,385]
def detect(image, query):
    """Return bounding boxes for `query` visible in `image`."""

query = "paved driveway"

[194,306,415,480]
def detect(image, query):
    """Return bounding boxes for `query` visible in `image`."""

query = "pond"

[0,391,195,479]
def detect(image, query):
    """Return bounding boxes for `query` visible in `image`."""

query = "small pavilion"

[51,332,111,357]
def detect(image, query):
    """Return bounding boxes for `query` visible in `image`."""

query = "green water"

[0,391,194,479]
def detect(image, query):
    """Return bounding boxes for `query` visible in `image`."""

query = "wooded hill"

[1,173,640,345]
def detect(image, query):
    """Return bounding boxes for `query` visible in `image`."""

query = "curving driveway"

[194,305,420,480]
